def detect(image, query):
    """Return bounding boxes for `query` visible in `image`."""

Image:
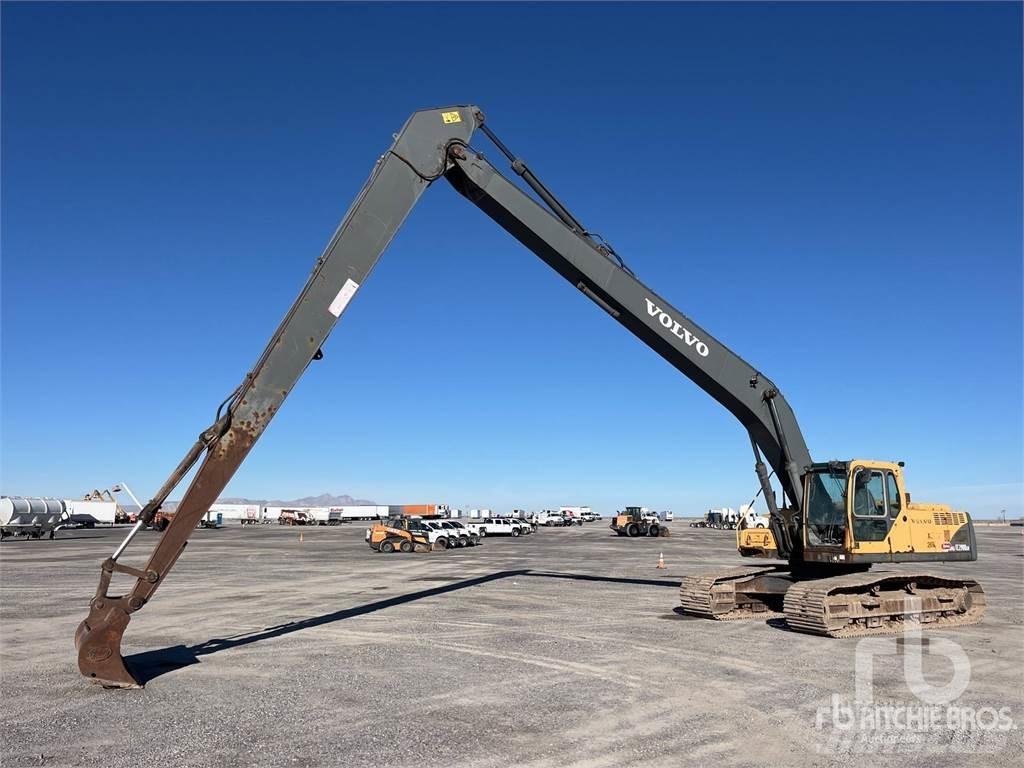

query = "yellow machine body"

[735,460,977,565]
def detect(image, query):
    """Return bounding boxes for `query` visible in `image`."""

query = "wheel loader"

[74,105,985,689]
[610,507,668,537]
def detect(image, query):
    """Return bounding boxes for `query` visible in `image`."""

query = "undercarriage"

[679,566,986,637]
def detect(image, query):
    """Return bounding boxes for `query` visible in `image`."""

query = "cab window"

[852,468,888,542]
[853,469,885,516]
[886,472,901,517]
[806,469,847,546]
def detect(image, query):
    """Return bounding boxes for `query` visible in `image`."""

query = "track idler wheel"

[75,600,141,688]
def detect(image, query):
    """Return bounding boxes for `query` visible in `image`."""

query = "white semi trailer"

[66,499,118,526]
[0,497,68,539]
[208,503,263,525]
[327,505,389,522]
[261,504,388,524]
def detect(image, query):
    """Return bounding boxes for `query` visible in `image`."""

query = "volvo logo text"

[644,299,710,357]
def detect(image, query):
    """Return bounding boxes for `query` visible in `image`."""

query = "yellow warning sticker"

[441,111,462,124]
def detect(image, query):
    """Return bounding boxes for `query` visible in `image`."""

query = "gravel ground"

[1,521,1021,767]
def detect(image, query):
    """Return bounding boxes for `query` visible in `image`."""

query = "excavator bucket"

[75,605,141,688]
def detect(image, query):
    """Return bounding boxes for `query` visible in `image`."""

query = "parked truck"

[453,519,489,538]
[536,510,567,527]
[480,518,525,537]
[738,504,769,529]
[389,504,450,519]
[560,505,592,522]
[425,519,481,547]
[414,519,456,550]
[278,509,316,526]
[0,497,67,540]
[692,507,757,529]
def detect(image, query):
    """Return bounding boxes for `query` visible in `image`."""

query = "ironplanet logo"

[644,299,710,357]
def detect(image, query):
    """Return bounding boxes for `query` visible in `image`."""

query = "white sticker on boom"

[328,278,360,317]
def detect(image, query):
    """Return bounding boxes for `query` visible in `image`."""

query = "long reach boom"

[79,106,821,687]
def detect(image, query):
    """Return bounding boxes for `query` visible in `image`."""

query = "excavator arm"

[442,135,811,505]
[76,105,811,688]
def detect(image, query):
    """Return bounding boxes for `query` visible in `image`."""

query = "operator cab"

[804,460,903,550]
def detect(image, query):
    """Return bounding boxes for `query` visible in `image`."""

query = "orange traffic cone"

[657,552,666,569]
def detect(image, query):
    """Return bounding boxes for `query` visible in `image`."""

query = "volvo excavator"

[75,105,984,688]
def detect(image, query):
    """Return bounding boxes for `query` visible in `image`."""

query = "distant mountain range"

[161,493,375,511]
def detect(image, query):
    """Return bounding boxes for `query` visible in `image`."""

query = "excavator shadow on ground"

[122,569,683,685]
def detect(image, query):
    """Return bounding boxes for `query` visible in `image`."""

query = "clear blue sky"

[2,2,1021,517]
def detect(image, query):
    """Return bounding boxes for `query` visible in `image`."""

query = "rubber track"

[783,572,986,638]
[679,565,786,620]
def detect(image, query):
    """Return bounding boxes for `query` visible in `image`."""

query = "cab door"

[849,466,897,554]
[882,470,914,554]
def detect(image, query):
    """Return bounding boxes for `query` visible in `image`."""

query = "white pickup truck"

[413,519,456,550]
[427,520,481,546]
[481,518,530,536]
[506,518,533,534]
[536,510,566,527]
[450,519,488,538]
